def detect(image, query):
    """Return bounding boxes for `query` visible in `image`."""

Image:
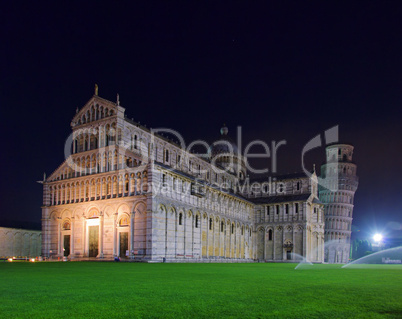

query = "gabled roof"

[250,170,316,183]
[71,95,119,127]
[251,194,311,204]
[46,159,69,182]
[154,161,253,204]
[251,193,322,205]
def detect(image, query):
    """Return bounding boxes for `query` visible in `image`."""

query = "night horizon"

[1,1,402,243]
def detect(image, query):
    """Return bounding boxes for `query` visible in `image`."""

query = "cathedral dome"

[208,125,247,179]
[209,124,239,158]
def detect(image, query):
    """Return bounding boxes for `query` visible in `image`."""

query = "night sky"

[1,2,401,239]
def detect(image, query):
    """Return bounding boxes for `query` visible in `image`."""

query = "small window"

[221,222,224,232]
[231,224,234,234]
[296,182,300,191]
[179,213,183,225]
[165,150,169,162]
[276,205,280,215]
[295,203,299,213]
[209,218,213,230]
[285,204,289,214]
[195,215,199,228]
[268,229,272,241]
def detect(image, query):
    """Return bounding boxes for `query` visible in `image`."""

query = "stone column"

[57,219,62,255]
[70,217,75,257]
[113,213,117,257]
[282,226,286,260]
[98,126,101,148]
[130,212,135,258]
[128,176,132,196]
[98,212,104,258]
[292,229,295,259]
[82,218,86,256]
[206,216,209,258]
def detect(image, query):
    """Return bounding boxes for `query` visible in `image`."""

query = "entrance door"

[64,235,71,256]
[88,226,99,257]
[286,250,292,260]
[119,232,128,258]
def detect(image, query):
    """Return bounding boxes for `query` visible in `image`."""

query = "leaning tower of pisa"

[319,144,358,263]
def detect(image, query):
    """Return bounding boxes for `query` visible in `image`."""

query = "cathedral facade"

[41,91,356,263]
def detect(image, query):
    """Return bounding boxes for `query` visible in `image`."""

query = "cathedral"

[41,89,358,263]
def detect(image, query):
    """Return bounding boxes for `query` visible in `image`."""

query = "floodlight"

[373,233,383,242]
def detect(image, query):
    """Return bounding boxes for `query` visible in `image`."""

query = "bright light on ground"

[373,233,383,242]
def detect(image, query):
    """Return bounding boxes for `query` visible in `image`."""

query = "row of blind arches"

[171,210,252,237]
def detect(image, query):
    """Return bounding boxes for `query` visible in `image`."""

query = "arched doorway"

[62,220,71,257]
[118,215,129,258]
[88,226,99,257]
[87,209,100,257]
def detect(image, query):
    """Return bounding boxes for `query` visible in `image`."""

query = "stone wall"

[0,227,41,257]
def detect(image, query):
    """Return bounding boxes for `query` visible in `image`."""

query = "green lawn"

[0,262,401,318]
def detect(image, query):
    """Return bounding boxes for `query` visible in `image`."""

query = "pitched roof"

[251,194,312,204]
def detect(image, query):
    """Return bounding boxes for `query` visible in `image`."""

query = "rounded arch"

[118,213,130,227]
[257,226,265,232]
[117,203,131,215]
[62,219,71,230]
[49,210,61,221]
[102,205,114,218]
[60,209,72,219]
[134,201,146,215]
[86,206,100,218]
[168,206,176,215]
[158,204,167,213]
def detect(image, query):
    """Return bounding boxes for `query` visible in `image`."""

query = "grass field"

[0,262,401,318]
